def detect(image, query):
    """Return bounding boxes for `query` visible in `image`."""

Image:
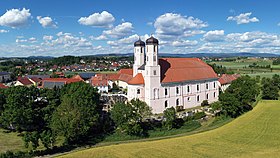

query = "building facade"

[127,36,219,113]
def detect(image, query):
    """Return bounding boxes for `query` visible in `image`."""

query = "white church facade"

[127,36,219,113]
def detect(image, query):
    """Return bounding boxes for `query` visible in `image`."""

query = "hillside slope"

[60,100,280,158]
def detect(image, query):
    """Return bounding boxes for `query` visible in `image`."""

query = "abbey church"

[127,36,219,113]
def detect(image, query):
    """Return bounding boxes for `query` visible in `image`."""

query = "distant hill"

[84,52,280,58]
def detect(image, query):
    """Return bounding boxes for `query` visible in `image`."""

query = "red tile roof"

[17,77,33,85]
[218,74,241,85]
[0,83,8,89]
[29,77,41,83]
[118,69,133,75]
[159,58,218,83]
[128,73,144,85]
[71,75,84,81]
[90,75,108,86]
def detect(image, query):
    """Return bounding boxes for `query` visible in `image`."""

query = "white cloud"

[43,35,53,41]
[37,16,57,28]
[227,12,259,24]
[103,22,134,38]
[203,30,225,42]
[171,40,198,47]
[154,13,208,40]
[0,29,9,33]
[78,11,115,28]
[0,8,31,28]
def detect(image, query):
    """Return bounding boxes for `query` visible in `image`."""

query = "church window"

[214,92,216,98]
[141,47,143,53]
[188,97,191,101]
[165,100,168,108]
[176,87,179,94]
[214,82,216,88]
[197,95,200,102]
[147,56,148,61]
[206,83,209,90]
[165,88,168,95]
[176,98,179,106]
[187,85,190,93]
[154,45,156,52]
[153,55,156,61]
[137,89,140,94]
[206,93,209,99]
[197,85,200,91]
[153,70,156,75]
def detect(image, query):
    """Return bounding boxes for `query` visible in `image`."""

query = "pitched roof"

[218,74,241,85]
[78,73,96,80]
[29,77,41,83]
[118,69,133,75]
[118,73,133,82]
[90,75,108,86]
[159,58,218,83]
[26,75,50,79]
[0,83,8,89]
[128,73,144,85]
[17,77,33,85]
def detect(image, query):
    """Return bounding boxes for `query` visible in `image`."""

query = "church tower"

[133,38,145,77]
[144,36,161,103]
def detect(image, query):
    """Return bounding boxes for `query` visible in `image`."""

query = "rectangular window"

[197,84,200,91]
[165,88,168,95]
[153,56,156,61]
[206,83,209,90]
[137,89,140,94]
[187,85,190,93]
[214,82,216,88]
[153,70,156,75]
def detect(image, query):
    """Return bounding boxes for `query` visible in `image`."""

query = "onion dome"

[146,36,159,45]
[134,38,145,47]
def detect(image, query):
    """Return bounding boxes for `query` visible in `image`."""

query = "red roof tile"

[118,69,133,75]
[218,74,241,85]
[90,76,108,86]
[128,73,144,85]
[159,58,218,83]
[29,77,41,83]
[17,77,33,85]
[0,83,8,89]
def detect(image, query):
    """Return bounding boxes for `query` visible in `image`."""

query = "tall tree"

[219,76,259,118]
[51,82,101,144]
[163,107,176,130]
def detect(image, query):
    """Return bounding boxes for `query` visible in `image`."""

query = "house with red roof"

[218,74,241,92]
[0,83,8,89]
[126,36,220,113]
[15,77,34,87]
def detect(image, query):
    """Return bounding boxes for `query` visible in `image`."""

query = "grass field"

[0,129,24,153]
[60,100,280,158]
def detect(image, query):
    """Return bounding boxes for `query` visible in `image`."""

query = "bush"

[193,112,206,120]
[201,100,209,107]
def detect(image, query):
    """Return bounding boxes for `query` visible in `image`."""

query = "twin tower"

[133,36,160,77]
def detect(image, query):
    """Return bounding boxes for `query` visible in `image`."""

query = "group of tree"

[110,99,152,136]
[208,63,234,75]
[272,58,280,65]
[0,82,104,151]
[261,74,280,100]
[218,76,260,118]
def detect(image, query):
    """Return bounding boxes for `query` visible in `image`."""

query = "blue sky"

[0,0,280,57]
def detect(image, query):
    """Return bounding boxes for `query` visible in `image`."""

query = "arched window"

[206,83,209,90]
[165,100,168,108]
[176,87,179,94]
[197,84,200,91]
[197,95,200,102]
[187,85,190,93]
[214,82,216,88]
[206,93,209,99]
[165,88,168,96]
[214,92,216,98]
[154,45,156,52]
[176,98,179,106]
[141,47,143,53]
[137,89,140,94]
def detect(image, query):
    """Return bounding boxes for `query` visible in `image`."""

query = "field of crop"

[60,100,280,158]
